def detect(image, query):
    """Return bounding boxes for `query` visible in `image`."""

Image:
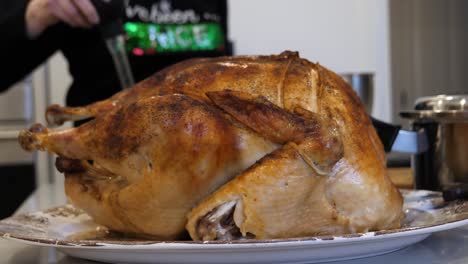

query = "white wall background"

[228,0,392,121]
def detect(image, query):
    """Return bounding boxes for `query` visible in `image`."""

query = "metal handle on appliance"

[391,129,428,154]
[105,35,135,89]
[0,130,21,139]
[90,0,135,89]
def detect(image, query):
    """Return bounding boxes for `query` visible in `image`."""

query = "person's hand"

[26,0,100,39]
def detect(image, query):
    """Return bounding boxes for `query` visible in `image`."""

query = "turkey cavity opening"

[196,200,253,241]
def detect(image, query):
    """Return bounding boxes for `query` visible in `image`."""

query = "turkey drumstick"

[21,93,280,239]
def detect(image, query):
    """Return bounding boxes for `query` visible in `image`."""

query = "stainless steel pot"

[340,73,374,113]
[400,95,468,191]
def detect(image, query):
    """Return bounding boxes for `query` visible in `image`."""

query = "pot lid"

[400,94,468,122]
[414,94,467,111]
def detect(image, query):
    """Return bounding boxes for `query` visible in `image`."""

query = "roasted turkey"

[18,51,403,241]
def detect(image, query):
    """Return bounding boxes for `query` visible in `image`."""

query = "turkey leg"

[187,91,345,240]
[45,82,147,126]
[18,123,94,160]
[20,93,279,239]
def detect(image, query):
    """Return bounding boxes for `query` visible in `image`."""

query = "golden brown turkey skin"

[19,51,403,240]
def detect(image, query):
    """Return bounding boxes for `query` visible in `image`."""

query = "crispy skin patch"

[92,95,236,163]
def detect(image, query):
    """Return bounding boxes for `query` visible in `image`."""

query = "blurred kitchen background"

[1,0,467,218]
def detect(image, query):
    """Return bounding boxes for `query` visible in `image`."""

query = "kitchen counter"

[1,176,467,264]
[388,167,413,189]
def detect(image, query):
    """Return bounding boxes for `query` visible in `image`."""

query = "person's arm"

[0,2,60,92]
[0,0,100,92]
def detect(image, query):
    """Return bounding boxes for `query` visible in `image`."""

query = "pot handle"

[370,117,429,154]
[443,184,468,201]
